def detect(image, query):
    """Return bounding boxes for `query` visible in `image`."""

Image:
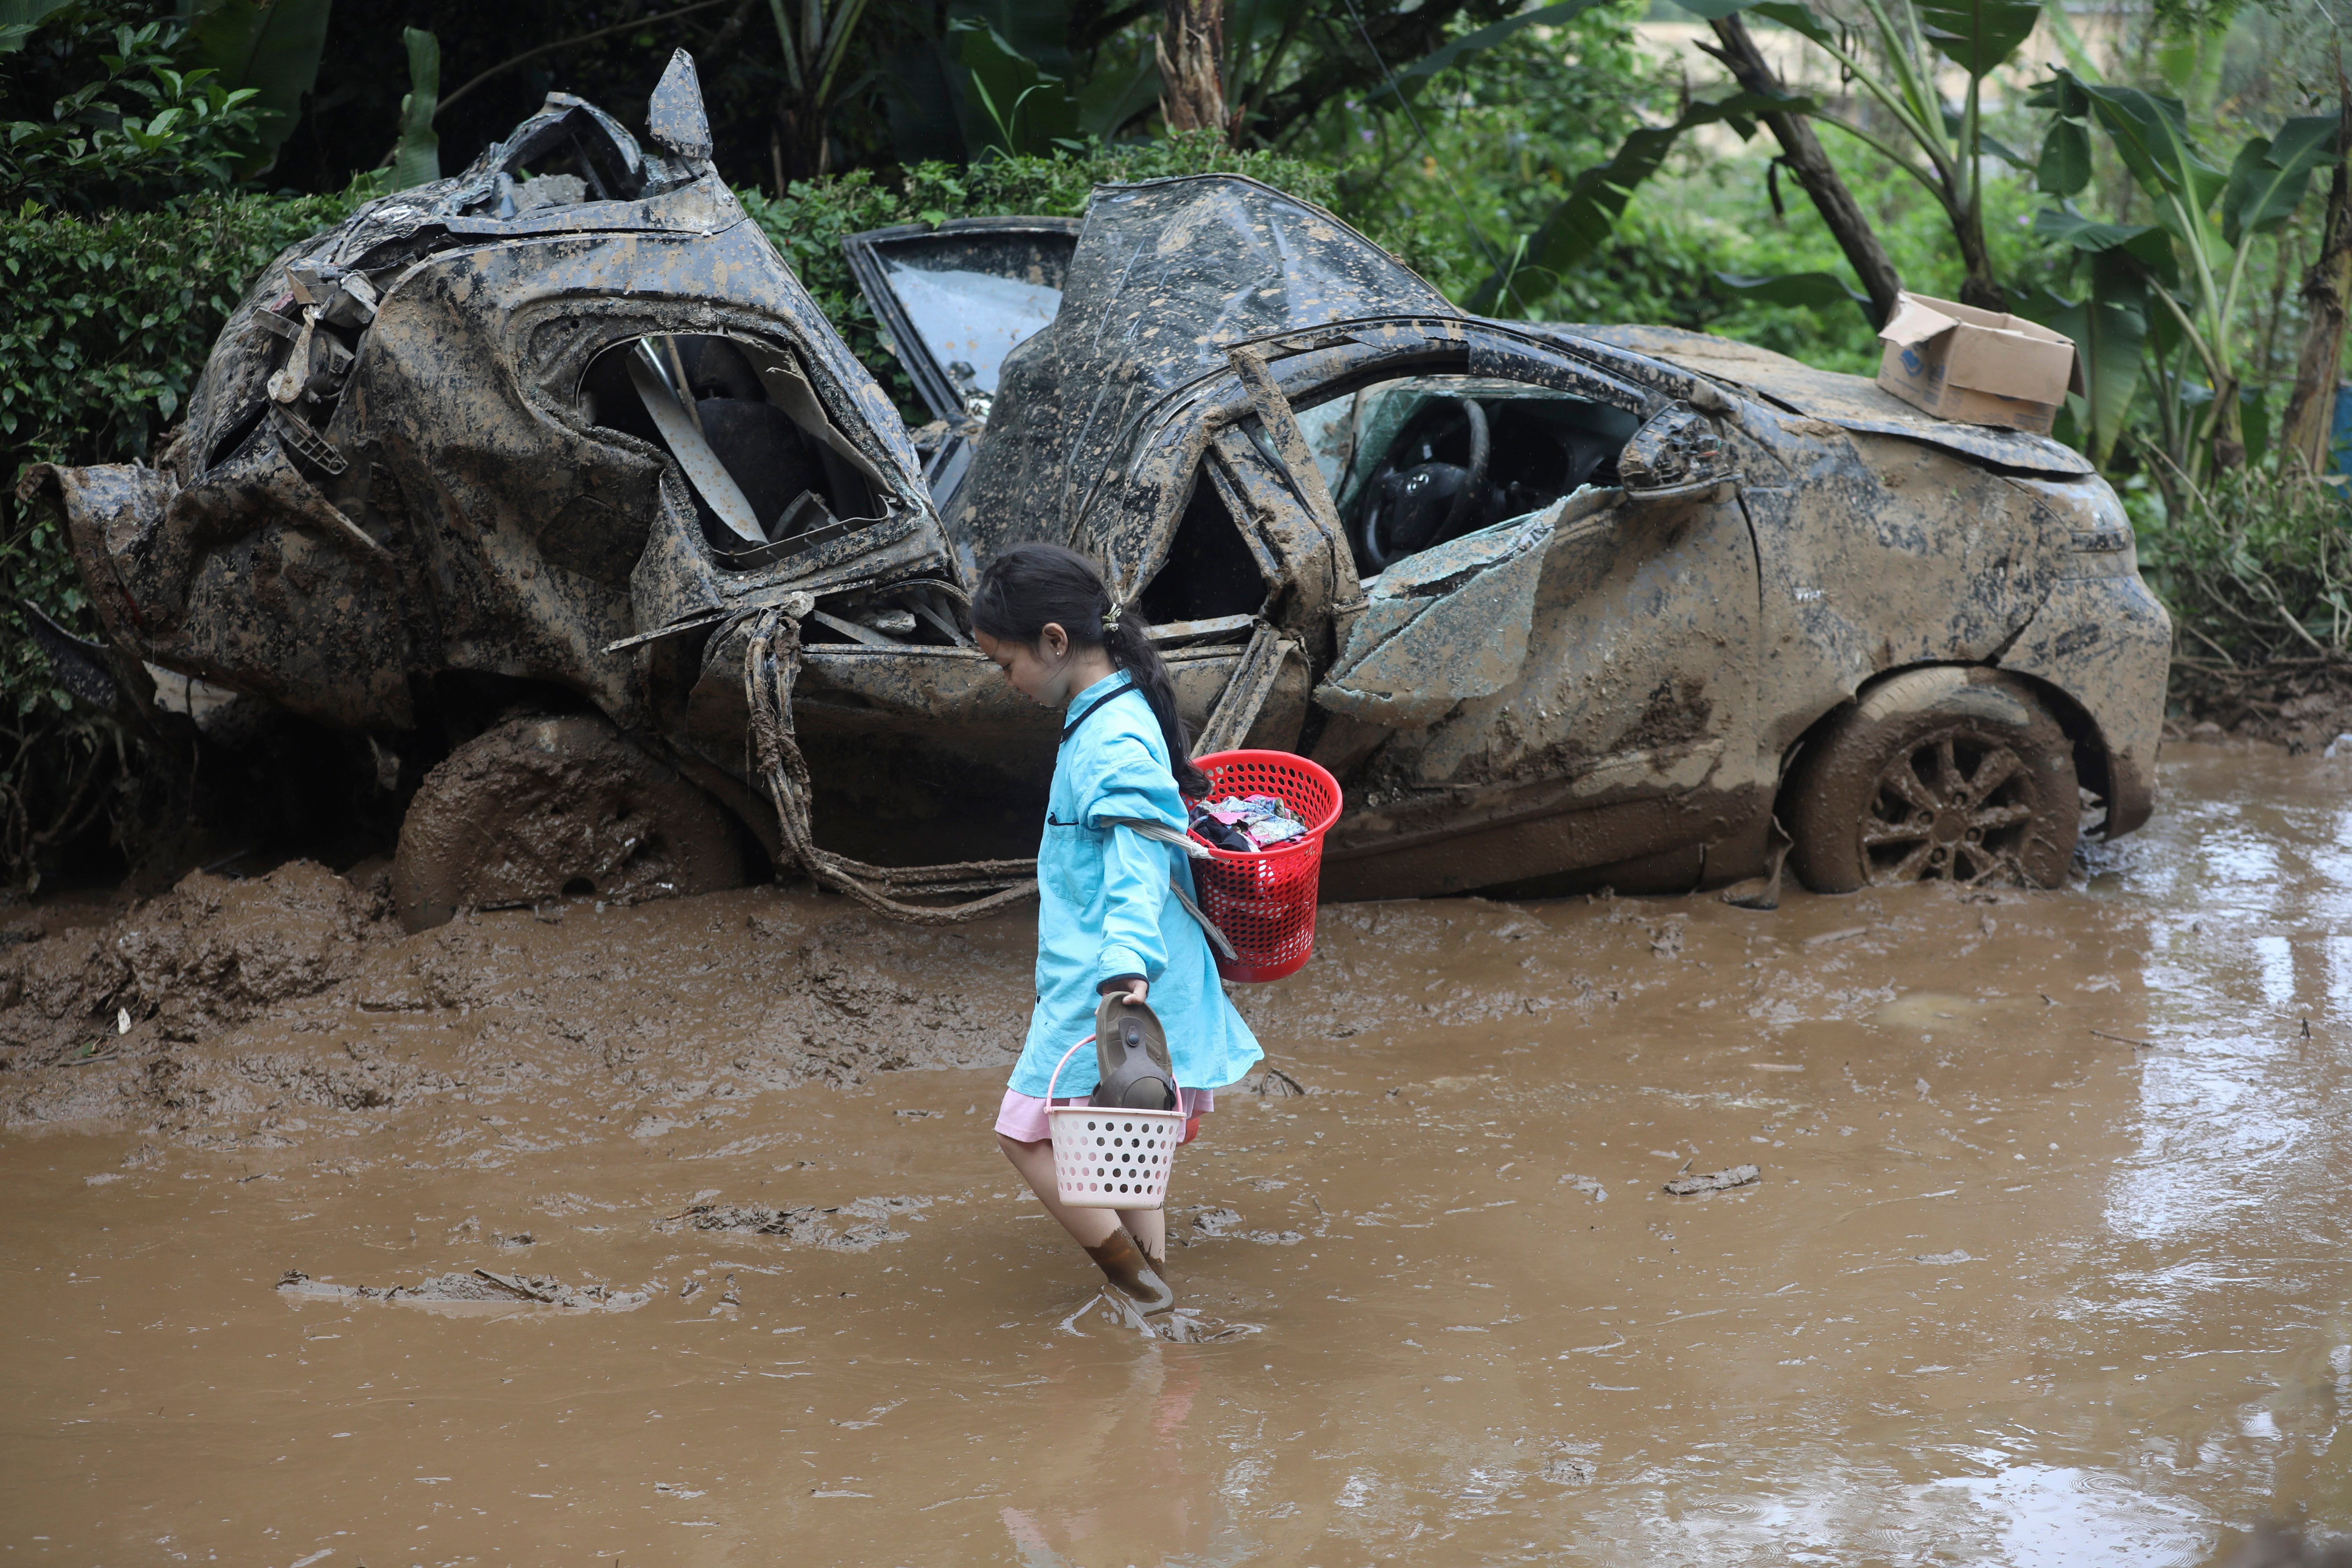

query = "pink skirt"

[995,1086,1216,1145]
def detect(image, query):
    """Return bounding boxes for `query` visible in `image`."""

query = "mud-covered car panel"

[40,54,956,751]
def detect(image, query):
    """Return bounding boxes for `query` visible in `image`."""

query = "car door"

[1315,402,1767,900]
[840,217,1083,512]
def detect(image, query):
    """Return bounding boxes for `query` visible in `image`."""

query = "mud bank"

[2166,665,2352,755]
[0,862,1038,1133]
[2,743,2348,1566]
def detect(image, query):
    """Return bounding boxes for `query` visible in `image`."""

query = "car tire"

[1784,667,2077,894]
[391,714,750,932]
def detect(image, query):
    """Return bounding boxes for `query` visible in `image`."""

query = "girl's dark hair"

[971,542,1212,797]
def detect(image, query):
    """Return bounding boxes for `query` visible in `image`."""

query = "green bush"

[0,188,361,885]
[0,0,270,214]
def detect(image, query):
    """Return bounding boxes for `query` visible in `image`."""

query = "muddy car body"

[30,56,2169,925]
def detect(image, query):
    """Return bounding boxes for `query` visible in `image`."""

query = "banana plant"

[183,0,335,178]
[766,0,874,180]
[954,18,1080,156]
[1679,0,2040,309]
[1470,88,1818,315]
[2030,69,2343,481]
[0,0,72,53]
[387,26,438,192]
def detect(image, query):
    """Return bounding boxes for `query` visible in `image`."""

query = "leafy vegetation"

[0,2,267,210]
[2139,464,2352,730]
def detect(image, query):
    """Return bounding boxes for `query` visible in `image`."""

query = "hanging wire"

[1337,0,1532,317]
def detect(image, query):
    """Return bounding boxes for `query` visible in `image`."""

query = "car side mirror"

[1618,400,1737,503]
[647,50,713,162]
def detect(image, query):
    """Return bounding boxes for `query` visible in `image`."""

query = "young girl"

[973,543,1263,1316]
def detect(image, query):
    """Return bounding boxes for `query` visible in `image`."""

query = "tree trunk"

[774,96,827,184]
[1703,15,1904,327]
[2278,102,2352,475]
[1157,0,1226,136]
[1954,211,2004,313]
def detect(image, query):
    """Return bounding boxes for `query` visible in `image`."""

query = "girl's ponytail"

[1102,604,1212,799]
[972,542,1213,798]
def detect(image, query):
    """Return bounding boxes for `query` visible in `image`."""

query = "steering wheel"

[1357,397,1492,573]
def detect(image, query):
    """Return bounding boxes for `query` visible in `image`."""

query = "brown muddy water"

[2,743,2347,1566]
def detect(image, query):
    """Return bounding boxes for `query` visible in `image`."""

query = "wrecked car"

[27,52,2170,931]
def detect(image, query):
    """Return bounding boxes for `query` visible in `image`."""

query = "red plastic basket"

[1189,750,1343,983]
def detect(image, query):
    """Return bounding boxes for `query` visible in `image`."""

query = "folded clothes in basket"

[1189,793,1306,850]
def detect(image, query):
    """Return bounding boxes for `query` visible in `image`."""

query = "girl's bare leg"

[998,1135,1174,1311]
[997,1134,1121,1248]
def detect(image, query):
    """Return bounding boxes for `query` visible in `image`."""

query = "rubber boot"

[1085,1228,1175,1315]
[1126,1214,1170,1277]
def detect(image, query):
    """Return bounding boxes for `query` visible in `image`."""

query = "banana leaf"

[0,0,71,53]
[2221,114,2342,248]
[1365,0,1616,102]
[2036,117,2091,196]
[2014,257,2148,464]
[389,27,439,193]
[1716,270,1873,320]
[187,0,335,177]
[2031,203,2179,287]
[2056,72,2229,244]
[956,20,1079,157]
[1914,0,2040,79]
[1471,88,1815,313]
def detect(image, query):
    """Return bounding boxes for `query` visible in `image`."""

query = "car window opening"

[582,332,886,564]
[1138,469,1268,629]
[1324,377,1640,576]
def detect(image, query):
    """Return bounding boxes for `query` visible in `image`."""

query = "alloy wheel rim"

[1860,729,2036,884]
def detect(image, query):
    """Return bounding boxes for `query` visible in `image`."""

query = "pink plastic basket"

[1044,1035,1184,1210]
[1189,750,1343,983]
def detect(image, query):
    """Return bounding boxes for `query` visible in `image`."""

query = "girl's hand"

[1113,978,1148,1006]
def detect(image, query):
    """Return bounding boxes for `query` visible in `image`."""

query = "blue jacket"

[1007,671,1264,1099]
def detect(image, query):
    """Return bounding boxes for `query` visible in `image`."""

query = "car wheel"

[391,714,750,932]
[1784,667,2077,894]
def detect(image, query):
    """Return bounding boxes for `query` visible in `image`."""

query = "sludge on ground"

[0,743,2345,1567]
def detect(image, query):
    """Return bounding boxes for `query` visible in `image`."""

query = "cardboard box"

[1875,291,2083,434]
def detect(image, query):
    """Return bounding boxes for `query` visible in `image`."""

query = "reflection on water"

[0,745,2346,1564]
[1934,1464,2212,1568]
